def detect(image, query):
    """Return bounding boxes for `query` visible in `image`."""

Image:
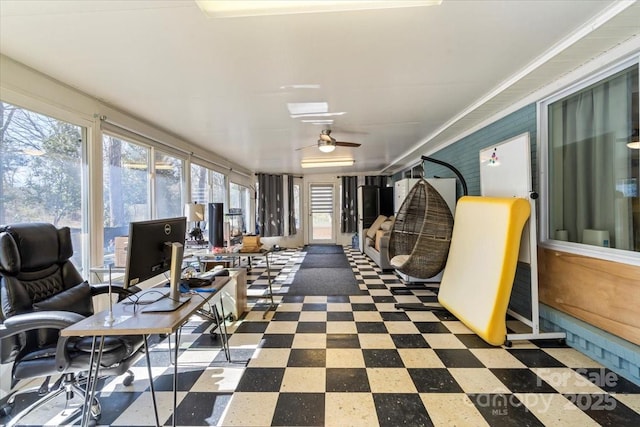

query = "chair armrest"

[378,232,390,251]
[90,283,134,299]
[361,229,369,243]
[1,311,84,339]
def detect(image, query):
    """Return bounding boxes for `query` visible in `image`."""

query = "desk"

[190,248,275,318]
[62,276,231,427]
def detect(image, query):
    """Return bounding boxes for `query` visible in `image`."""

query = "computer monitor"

[123,217,187,290]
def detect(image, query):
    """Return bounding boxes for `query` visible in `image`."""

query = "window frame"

[0,95,93,276]
[538,54,640,267]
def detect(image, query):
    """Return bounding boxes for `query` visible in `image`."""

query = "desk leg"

[80,336,99,427]
[172,329,181,427]
[196,304,230,362]
[263,253,275,319]
[216,302,231,361]
[143,335,160,427]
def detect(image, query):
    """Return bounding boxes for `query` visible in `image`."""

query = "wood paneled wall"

[538,248,640,345]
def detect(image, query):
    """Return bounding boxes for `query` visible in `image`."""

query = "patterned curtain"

[287,175,297,235]
[341,176,358,233]
[257,173,284,237]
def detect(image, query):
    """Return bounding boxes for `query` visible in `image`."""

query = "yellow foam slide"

[438,196,530,346]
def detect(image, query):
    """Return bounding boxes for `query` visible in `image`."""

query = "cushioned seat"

[361,215,395,270]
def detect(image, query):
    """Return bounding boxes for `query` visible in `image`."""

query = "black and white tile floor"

[3,247,640,426]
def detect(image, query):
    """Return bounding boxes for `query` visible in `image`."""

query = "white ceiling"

[1,0,639,175]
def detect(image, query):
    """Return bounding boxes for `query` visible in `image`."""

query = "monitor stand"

[142,241,191,313]
[141,295,191,313]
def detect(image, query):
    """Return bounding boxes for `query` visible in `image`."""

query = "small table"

[62,276,231,427]
[189,248,276,318]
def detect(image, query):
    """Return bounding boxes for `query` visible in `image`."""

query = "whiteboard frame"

[479,133,565,345]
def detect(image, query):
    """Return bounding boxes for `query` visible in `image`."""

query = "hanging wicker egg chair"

[388,178,454,279]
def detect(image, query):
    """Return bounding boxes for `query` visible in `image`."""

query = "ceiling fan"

[298,129,362,153]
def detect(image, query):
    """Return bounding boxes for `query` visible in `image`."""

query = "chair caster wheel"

[504,340,513,348]
[0,403,13,417]
[558,338,566,346]
[90,397,101,421]
[210,332,218,340]
[122,374,134,386]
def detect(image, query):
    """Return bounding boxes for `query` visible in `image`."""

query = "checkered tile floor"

[3,246,640,426]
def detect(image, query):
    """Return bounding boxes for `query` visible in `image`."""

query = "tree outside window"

[102,135,150,263]
[1,101,86,271]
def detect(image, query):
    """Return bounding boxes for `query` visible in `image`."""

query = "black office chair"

[0,223,145,426]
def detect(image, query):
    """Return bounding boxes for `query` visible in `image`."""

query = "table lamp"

[185,202,205,243]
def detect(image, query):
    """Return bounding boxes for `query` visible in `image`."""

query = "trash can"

[351,232,359,249]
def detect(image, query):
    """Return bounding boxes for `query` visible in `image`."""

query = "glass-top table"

[187,248,275,318]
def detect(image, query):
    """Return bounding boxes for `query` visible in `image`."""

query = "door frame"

[307,181,337,245]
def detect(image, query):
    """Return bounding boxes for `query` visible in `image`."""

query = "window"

[1,102,88,272]
[229,182,250,234]
[211,169,225,204]
[154,150,184,219]
[190,163,225,237]
[191,163,210,206]
[544,62,639,254]
[103,135,150,264]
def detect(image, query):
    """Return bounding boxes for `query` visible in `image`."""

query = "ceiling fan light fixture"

[318,144,336,153]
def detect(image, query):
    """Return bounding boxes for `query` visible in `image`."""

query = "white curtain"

[549,66,635,249]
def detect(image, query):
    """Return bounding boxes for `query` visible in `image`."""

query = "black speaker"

[360,185,379,228]
[380,187,395,217]
[208,202,224,247]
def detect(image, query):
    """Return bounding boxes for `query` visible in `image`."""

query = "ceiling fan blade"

[295,144,316,151]
[335,141,361,148]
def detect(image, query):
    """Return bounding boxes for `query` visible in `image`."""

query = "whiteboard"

[480,133,531,198]
[480,133,532,263]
